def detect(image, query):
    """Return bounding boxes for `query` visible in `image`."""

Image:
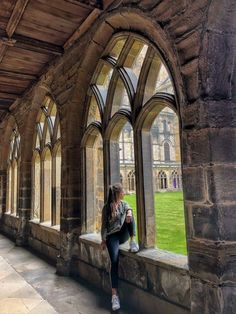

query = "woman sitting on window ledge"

[101,183,139,311]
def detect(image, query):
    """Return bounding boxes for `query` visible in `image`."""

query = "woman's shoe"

[111,294,120,311]
[130,240,139,253]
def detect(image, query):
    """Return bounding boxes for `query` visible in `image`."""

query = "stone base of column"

[56,227,80,276]
[16,218,29,247]
[191,277,236,314]
[56,255,71,276]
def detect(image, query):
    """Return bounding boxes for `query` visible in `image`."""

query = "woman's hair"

[106,183,124,218]
[107,183,124,204]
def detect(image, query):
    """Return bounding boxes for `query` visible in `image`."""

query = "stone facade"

[0,1,235,313]
[120,108,182,193]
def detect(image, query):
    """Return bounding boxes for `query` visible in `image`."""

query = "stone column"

[56,144,82,276]
[56,98,84,276]
[180,2,236,311]
[0,170,6,216]
[16,161,31,246]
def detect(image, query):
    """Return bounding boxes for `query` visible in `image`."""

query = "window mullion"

[133,47,154,115]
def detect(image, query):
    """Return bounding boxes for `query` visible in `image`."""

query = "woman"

[101,183,139,311]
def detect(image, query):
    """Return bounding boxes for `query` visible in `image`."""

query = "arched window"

[83,34,186,254]
[127,170,135,192]
[119,123,134,163]
[82,87,103,233]
[172,170,181,189]
[6,127,20,214]
[158,171,167,189]
[32,97,61,225]
[164,142,170,161]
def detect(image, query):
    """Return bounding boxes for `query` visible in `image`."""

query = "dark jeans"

[106,219,136,289]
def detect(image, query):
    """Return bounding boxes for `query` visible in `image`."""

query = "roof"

[0,0,109,121]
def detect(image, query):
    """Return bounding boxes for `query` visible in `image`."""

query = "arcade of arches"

[0,2,235,314]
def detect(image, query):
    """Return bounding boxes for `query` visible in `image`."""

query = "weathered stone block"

[219,204,236,241]
[191,279,236,314]
[207,165,236,203]
[119,254,147,289]
[152,0,187,23]
[183,129,210,166]
[190,277,222,314]
[105,12,131,30]
[80,241,90,263]
[159,268,190,307]
[28,237,42,253]
[146,263,190,307]
[176,31,201,65]
[207,1,236,34]
[182,167,206,202]
[120,280,189,314]
[60,217,81,233]
[200,32,236,99]
[209,128,236,163]
[167,0,209,39]
[200,100,236,128]
[48,230,60,249]
[92,20,114,49]
[189,240,222,283]
[79,235,110,270]
[138,0,162,10]
[191,204,219,240]
[222,285,236,313]
[77,260,103,289]
[181,59,199,102]
[189,240,236,283]
[80,41,104,74]
[61,198,81,218]
[146,263,162,294]
[47,246,59,263]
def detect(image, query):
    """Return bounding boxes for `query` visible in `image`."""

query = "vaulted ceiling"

[0,0,111,121]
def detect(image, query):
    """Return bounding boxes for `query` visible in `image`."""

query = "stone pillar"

[180,1,236,311]
[0,170,6,216]
[183,116,236,313]
[56,144,82,276]
[16,161,31,246]
[56,96,84,275]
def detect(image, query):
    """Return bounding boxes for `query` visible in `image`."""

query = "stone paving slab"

[0,234,133,314]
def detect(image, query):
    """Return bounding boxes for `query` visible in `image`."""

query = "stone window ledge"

[79,233,189,272]
[4,211,18,218]
[29,219,60,233]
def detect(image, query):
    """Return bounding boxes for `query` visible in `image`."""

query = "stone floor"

[0,234,134,314]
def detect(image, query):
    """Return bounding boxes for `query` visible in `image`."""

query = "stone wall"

[71,234,190,314]
[0,213,20,240]
[28,222,60,264]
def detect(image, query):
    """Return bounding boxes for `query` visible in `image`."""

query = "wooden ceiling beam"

[64,9,101,49]
[65,0,103,9]
[0,28,63,56]
[13,34,64,55]
[0,69,37,80]
[0,37,16,63]
[0,92,20,100]
[0,42,8,63]
[0,102,11,110]
[6,0,30,38]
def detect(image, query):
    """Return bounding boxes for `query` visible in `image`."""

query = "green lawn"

[124,191,187,255]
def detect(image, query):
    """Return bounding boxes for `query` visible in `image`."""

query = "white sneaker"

[130,240,139,253]
[111,295,120,311]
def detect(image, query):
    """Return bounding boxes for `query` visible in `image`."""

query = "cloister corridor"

[0,234,134,314]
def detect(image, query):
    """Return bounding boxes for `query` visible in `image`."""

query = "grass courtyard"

[124,191,187,255]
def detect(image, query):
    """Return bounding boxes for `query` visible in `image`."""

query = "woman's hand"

[101,240,106,251]
[126,209,132,223]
